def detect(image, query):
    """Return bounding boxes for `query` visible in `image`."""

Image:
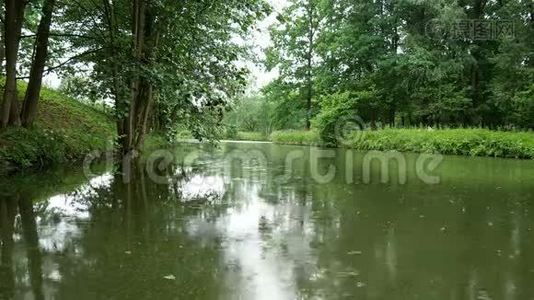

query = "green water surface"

[1,142,533,299]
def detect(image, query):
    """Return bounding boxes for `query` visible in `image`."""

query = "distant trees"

[265,0,534,132]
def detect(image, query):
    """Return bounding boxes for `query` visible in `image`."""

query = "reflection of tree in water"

[0,162,234,299]
[0,194,45,300]
[0,198,17,300]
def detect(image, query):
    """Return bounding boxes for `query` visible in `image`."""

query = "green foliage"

[263,0,534,131]
[0,128,65,168]
[59,0,272,143]
[270,127,534,159]
[0,84,115,170]
[262,81,307,130]
[270,130,321,146]
[347,129,534,159]
[141,133,173,153]
[225,125,239,140]
[312,92,355,145]
[223,95,273,134]
[233,132,268,141]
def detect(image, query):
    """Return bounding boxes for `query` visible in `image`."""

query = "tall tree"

[1,0,28,128]
[60,0,270,158]
[20,0,56,127]
[266,0,323,130]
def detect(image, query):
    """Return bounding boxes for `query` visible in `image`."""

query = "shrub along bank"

[270,128,534,159]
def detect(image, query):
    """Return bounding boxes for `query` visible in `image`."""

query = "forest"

[229,0,534,137]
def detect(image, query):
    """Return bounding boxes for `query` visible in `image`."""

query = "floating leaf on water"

[124,251,132,255]
[337,270,359,277]
[163,275,176,280]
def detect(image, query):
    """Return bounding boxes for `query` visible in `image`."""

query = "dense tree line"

[0,0,270,156]
[265,0,534,133]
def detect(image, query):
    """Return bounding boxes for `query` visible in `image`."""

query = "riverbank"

[0,82,115,174]
[269,128,534,159]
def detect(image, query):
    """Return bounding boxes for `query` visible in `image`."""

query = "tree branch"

[17,48,103,80]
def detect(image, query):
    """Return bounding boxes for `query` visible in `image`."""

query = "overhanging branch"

[16,48,103,80]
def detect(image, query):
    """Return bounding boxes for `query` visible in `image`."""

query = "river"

[1,142,533,299]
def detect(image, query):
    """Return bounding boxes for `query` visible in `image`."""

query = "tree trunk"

[0,21,5,76]
[304,0,314,131]
[21,0,56,128]
[120,0,147,157]
[1,0,27,129]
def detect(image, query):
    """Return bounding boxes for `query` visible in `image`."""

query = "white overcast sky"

[44,0,288,91]
[246,0,288,90]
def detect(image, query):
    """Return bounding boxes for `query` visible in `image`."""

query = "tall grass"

[270,130,321,146]
[232,131,268,141]
[348,128,534,159]
[270,128,534,159]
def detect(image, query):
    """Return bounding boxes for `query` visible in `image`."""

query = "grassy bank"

[0,82,115,173]
[228,131,268,141]
[269,128,534,159]
[176,130,269,142]
[270,130,321,146]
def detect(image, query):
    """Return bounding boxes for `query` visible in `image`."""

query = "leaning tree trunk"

[1,0,27,129]
[21,0,56,128]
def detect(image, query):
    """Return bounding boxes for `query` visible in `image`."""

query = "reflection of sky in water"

[28,168,318,300]
[184,174,317,300]
[181,174,226,202]
[37,173,113,252]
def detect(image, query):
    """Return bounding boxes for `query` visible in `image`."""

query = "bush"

[312,92,355,146]
[225,125,238,139]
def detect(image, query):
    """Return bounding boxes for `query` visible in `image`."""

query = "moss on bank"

[269,128,534,159]
[0,82,115,173]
